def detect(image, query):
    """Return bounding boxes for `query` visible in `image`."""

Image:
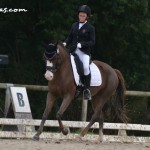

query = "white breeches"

[75,48,90,75]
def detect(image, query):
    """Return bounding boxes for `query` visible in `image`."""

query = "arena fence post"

[81,100,88,121]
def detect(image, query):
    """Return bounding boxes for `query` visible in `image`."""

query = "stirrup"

[83,89,91,100]
[74,86,83,98]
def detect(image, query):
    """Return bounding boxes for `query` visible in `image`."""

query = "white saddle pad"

[71,55,102,86]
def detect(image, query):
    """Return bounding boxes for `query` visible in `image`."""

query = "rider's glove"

[63,42,66,46]
[77,43,81,49]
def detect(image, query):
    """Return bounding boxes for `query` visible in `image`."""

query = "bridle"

[44,48,61,73]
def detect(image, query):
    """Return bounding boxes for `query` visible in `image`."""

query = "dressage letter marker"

[10,87,31,113]
[16,93,25,107]
[2,85,35,132]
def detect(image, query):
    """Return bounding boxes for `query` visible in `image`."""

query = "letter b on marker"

[16,93,25,107]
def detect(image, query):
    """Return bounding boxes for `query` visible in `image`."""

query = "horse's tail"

[114,69,128,123]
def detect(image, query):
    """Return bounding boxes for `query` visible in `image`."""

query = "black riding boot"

[83,73,92,100]
[74,75,85,98]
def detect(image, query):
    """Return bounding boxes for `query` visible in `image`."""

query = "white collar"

[79,21,87,29]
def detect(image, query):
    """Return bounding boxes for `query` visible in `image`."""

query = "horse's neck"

[56,46,72,78]
[58,45,69,59]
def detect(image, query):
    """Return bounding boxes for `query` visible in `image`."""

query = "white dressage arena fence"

[0,118,150,143]
[0,83,150,143]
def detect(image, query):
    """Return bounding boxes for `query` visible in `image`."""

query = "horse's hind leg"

[77,96,104,143]
[76,100,101,138]
[77,109,101,141]
[32,92,55,141]
[94,100,107,143]
[98,115,104,143]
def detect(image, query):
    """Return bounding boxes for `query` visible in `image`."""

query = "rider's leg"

[75,49,91,100]
[83,73,91,100]
[74,49,84,98]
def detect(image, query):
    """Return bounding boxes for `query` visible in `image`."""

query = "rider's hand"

[63,42,66,46]
[77,43,81,48]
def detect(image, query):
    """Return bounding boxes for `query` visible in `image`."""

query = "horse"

[32,41,128,142]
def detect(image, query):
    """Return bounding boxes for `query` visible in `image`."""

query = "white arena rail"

[1,83,150,122]
[0,118,150,143]
[0,83,150,143]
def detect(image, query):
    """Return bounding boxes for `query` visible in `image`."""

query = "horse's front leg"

[32,92,56,141]
[98,118,104,143]
[56,94,73,135]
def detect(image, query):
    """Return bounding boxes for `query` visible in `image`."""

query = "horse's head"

[43,42,60,81]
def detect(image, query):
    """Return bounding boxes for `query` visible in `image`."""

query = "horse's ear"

[54,41,59,48]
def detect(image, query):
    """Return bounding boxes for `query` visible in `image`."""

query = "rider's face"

[79,12,87,23]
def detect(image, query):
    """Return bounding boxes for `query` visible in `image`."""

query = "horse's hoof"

[62,127,70,135]
[75,135,84,142]
[32,135,40,141]
[92,137,103,144]
[75,136,81,141]
[93,139,103,144]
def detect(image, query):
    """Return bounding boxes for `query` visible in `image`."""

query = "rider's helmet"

[78,5,91,17]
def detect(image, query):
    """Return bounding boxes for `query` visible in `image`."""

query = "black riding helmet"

[78,5,91,17]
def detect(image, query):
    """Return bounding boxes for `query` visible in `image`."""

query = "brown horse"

[32,41,128,142]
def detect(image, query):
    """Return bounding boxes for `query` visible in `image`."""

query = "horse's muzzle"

[44,70,53,81]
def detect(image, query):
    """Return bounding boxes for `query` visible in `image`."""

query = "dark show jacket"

[65,22,95,55]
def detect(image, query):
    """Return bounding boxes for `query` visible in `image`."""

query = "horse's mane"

[57,40,70,54]
[56,40,63,46]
